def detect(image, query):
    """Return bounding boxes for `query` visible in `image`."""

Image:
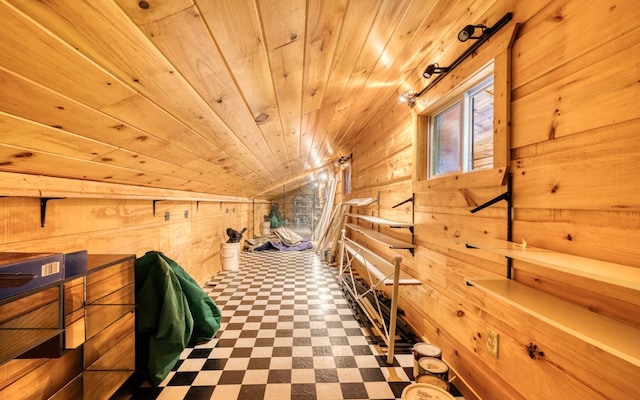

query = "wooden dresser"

[0,253,136,400]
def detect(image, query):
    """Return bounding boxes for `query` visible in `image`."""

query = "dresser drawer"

[84,311,134,369]
[85,260,134,304]
[48,374,83,400]
[84,284,134,339]
[83,370,132,400]
[86,331,135,371]
[0,286,62,362]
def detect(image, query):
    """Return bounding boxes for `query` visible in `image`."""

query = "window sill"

[414,166,507,192]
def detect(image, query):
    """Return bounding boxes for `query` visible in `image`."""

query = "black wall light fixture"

[422,63,450,79]
[334,153,352,167]
[458,24,487,42]
[399,12,513,108]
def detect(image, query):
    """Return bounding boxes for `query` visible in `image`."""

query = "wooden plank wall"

[0,196,249,285]
[346,1,640,399]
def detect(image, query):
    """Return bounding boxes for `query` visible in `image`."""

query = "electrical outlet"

[487,328,499,358]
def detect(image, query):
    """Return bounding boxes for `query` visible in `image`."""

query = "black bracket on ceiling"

[469,173,513,278]
[40,197,64,228]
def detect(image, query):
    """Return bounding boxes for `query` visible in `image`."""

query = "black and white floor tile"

[125,250,422,400]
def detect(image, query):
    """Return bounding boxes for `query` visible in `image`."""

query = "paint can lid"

[417,357,449,373]
[413,342,442,357]
[415,374,450,391]
[401,383,455,400]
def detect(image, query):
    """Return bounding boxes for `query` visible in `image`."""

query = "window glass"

[470,78,494,171]
[428,75,493,178]
[343,166,351,194]
[431,102,462,176]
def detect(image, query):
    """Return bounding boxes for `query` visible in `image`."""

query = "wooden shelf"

[346,223,415,251]
[346,213,414,228]
[340,234,419,364]
[344,197,378,206]
[467,278,640,367]
[343,238,419,286]
[460,236,640,291]
[340,193,417,364]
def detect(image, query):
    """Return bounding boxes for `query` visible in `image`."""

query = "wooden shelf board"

[346,223,414,250]
[345,198,377,206]
[460,237,640,291]
[343,239,419,286]
[346,213,414,228]
[467,278,640,367]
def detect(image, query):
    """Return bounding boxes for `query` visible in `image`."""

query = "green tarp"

[134,251,222,386]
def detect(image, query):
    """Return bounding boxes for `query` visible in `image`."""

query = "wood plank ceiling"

[0,0,494,197]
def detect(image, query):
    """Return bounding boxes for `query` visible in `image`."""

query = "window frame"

[413,23,518,188]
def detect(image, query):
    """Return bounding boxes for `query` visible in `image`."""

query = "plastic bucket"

[262,221,271,235]
[221,242,240,271]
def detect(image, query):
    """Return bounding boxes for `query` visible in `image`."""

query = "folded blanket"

[271,226,304,246]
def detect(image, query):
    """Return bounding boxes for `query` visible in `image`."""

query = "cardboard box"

[0,252,65,301]
[64,250,88,278]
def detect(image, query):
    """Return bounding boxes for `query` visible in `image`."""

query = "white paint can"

[412,342,442,377]
[416,374,450,392]
[417,357,449,382]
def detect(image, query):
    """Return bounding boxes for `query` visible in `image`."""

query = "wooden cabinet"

[0,253,136,400]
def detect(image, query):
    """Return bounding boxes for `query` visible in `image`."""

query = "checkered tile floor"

[125,249,418,400]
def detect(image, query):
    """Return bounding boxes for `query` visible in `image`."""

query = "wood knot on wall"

[527,342,545,360]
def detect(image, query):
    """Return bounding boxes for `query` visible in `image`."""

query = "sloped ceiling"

[0,0,495,197]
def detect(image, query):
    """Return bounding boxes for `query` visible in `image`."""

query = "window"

[414,27,517,185]
[428,76,494,178]
[342,164,351,194]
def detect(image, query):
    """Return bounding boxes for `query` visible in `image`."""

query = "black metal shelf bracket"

[469,173,513,278]
[152,200,165,217]
[392,196,413,209]
[392,193,416,256]
[40,198,64,228]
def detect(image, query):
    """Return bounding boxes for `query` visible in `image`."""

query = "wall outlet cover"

[487,328,499,358]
